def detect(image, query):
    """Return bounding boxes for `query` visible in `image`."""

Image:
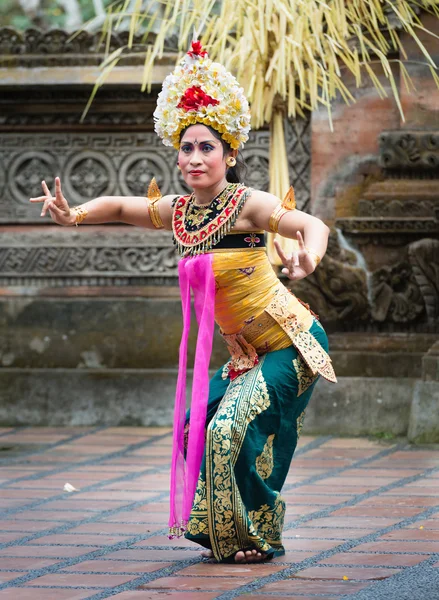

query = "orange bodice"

[211,248,313,354]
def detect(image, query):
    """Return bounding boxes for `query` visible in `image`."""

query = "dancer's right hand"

[29,177,74,226]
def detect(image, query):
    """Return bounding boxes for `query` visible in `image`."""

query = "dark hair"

[179,124,247,184]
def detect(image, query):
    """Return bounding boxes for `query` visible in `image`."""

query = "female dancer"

[30,41,336,564]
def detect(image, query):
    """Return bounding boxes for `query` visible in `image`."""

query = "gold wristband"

[306,246,321,267]
[269,205,288,233]
[71,206,88,226]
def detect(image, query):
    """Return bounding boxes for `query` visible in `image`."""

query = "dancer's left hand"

[274,231,316,281]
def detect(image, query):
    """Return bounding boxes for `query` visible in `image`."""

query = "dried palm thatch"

[89,0,439,126]
[86,0,439,262]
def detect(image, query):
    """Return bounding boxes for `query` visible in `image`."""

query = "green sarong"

[185,319,328,561]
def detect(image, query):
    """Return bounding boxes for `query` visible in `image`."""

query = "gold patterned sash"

[223,286,337,384]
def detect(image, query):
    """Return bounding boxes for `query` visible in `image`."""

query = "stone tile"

[133,535,195,548]
[0,557,60,569]
[332,506,421,518]
[0,590,92,599]
[42,499,129,510]
[0,490,56,499]
[140,575,254,590]
[293,565,400,580]
[15,510,95,521]
[113,593,218,599]
[260,579,371,594]
[68,522,162,535]
[282,493,354,505]
[0,532,27,543]
[354,540,439,553]
[240,596,340,600]
[0,499,30,508]
[297,516,400,528]
[25,572,134,587]
[320,552,426,567]
[282,538,342,551]
[0,572,25,583]
[178,562,286,576]
[102,512,167,524]
[0,519,64,532]
[31,533,134,546]
[270,551,316,563]
[380,529,439,541]
[407,519,439,530]
[0,545,91,558]
[358,496,439,507]
[105,548,199,561]
[61,559,172,573]
[283,527,375,539]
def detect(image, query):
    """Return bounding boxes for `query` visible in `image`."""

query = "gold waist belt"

[221,287,337,384]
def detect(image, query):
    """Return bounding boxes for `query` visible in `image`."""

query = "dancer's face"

[178,124,228,189]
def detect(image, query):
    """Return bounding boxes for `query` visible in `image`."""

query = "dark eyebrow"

[180,139,218,145]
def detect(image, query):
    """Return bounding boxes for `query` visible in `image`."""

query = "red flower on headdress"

[177,86,220,112]
[187,40,207,58]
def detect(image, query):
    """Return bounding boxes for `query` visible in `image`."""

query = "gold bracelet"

[71,206,88,226]
[269,205,288,233]
[305,246,321,267]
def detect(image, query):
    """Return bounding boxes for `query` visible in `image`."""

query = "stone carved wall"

[0,126,309,223]
[294,130,439,333]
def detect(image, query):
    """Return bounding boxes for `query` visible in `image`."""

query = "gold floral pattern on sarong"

[206,356,271,560]
[186,476,209,536]
[293,356,319,396]
[248,492,286,547]
[297,410,306,438]
[256,434,275,480]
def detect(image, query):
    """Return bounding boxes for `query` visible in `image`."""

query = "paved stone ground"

[0,427,438,600]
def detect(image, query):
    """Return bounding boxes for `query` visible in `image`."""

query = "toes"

[200,549,213,558]
[234,551,246,562]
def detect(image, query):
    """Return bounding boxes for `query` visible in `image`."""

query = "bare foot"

[200,549,213,559]
[234,549,266,563]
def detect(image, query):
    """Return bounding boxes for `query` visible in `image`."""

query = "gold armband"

[269,205,288,233]
[147,177,164,229]
[268,185,297,233]
[71,206,88,226]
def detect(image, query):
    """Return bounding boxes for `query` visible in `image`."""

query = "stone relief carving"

[0,246,179,275]
[370,262,425,323]
[379,131,439,174]
[408,238,439,326]
[0,27,169,67]
[336,217,439,235]
[289,230,370,323]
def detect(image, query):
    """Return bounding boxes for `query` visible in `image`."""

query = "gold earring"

[177,164,181,170]
[226,156,236,167]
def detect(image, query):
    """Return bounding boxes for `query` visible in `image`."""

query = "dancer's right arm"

[29,177,174,230]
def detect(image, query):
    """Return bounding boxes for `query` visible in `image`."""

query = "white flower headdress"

[154,41,251,150]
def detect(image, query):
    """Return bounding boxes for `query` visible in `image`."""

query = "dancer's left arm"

[244,190,330,280]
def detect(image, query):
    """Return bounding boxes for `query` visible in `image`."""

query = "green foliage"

[0,0,113,30]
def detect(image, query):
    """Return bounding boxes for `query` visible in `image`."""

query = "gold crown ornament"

[154,41,251,150]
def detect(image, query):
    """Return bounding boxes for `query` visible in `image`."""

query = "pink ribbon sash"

[169,253,215,536]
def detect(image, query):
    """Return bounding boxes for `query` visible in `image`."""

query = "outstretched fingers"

[55,177,64,202]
